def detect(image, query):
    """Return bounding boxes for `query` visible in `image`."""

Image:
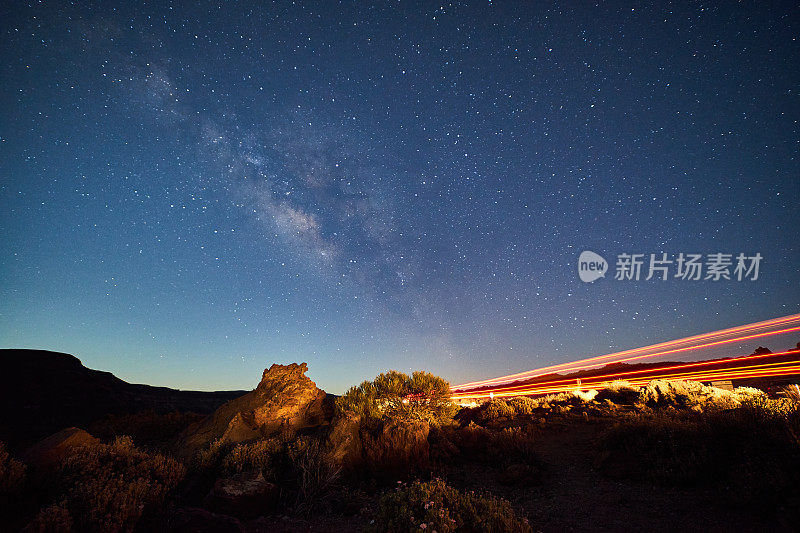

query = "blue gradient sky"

[1,2,798,393]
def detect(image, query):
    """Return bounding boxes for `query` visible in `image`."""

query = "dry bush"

[0,441,28,529]
[573,389,598,402]
[0,441,26,496]
[372,478,531,533]
[199,434,341,515]
[538,390,596,407]
[508,397,537,415]
[196,437,228,473]
[287,436,341,515]
[781,384,800,403]
[221,438,282,476]
[480,399,516,421]
[27,436,186,532]
[24,502,73,532]
[596,380,641,404]
[442,423,543,485]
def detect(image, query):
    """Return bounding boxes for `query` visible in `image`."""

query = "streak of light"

[453,314,800,392]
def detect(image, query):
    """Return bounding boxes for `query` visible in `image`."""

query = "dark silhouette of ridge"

[0,349,246,450]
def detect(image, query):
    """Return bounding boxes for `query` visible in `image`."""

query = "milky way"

[1,3,798,392]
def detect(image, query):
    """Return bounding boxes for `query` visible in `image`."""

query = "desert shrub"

[488,427,540,466]
[30,435,186,532]
[372,478,531,533]
[0,441,26,496]
[337,370,457,425]
[0,441,28,529]
[480,399,516,421]
[286,436,341,514]
[573,389,598,402]
[24,502,73,533]
[638,379,745,411]
[599,402,800,516]
[537,390,596,407]
[441,424,542,484]
[88,411,203,448]
[605,380,634,392]
[508,397,537,415]
[196,437,228,473]
[201,435,340,514]
[221,438,282,476]
[596,380,641,404]
[782,384,800,403]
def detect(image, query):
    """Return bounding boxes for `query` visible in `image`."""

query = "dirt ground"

[441,418,793,533]
[238,417,792,532]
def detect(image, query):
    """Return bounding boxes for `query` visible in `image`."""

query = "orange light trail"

[452,313,800,391]
[452,353,800,400]
[450,314,800,401]
[451,349,794,399]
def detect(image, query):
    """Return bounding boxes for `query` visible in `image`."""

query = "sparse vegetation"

[28,436,186,532]
[598,396,800,517]
[221,437,282,476]
[372,478,531,533]
[4,355,798,532]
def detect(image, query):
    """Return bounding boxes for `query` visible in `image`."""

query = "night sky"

[1,2,798,393]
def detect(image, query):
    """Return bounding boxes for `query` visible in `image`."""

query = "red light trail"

[451,314,800,401]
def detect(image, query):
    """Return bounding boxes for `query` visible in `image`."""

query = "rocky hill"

[0,349,245,449]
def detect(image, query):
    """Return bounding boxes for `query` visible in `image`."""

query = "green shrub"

[336,370,457,425]
[29,436,186,532]
[372,478,531,533]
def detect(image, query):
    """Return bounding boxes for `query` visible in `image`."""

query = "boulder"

[179,363,333,458]
[202,469,279,519]
[21,427,99,471]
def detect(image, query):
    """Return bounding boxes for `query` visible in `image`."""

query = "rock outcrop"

[179,363,333,458]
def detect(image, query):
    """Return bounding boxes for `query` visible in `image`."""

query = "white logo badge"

[578,251,607,283]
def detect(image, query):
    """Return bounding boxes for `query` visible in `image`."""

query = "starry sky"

[1,2,798,393]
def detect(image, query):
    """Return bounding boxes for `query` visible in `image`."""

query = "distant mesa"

[0,349,245,450]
